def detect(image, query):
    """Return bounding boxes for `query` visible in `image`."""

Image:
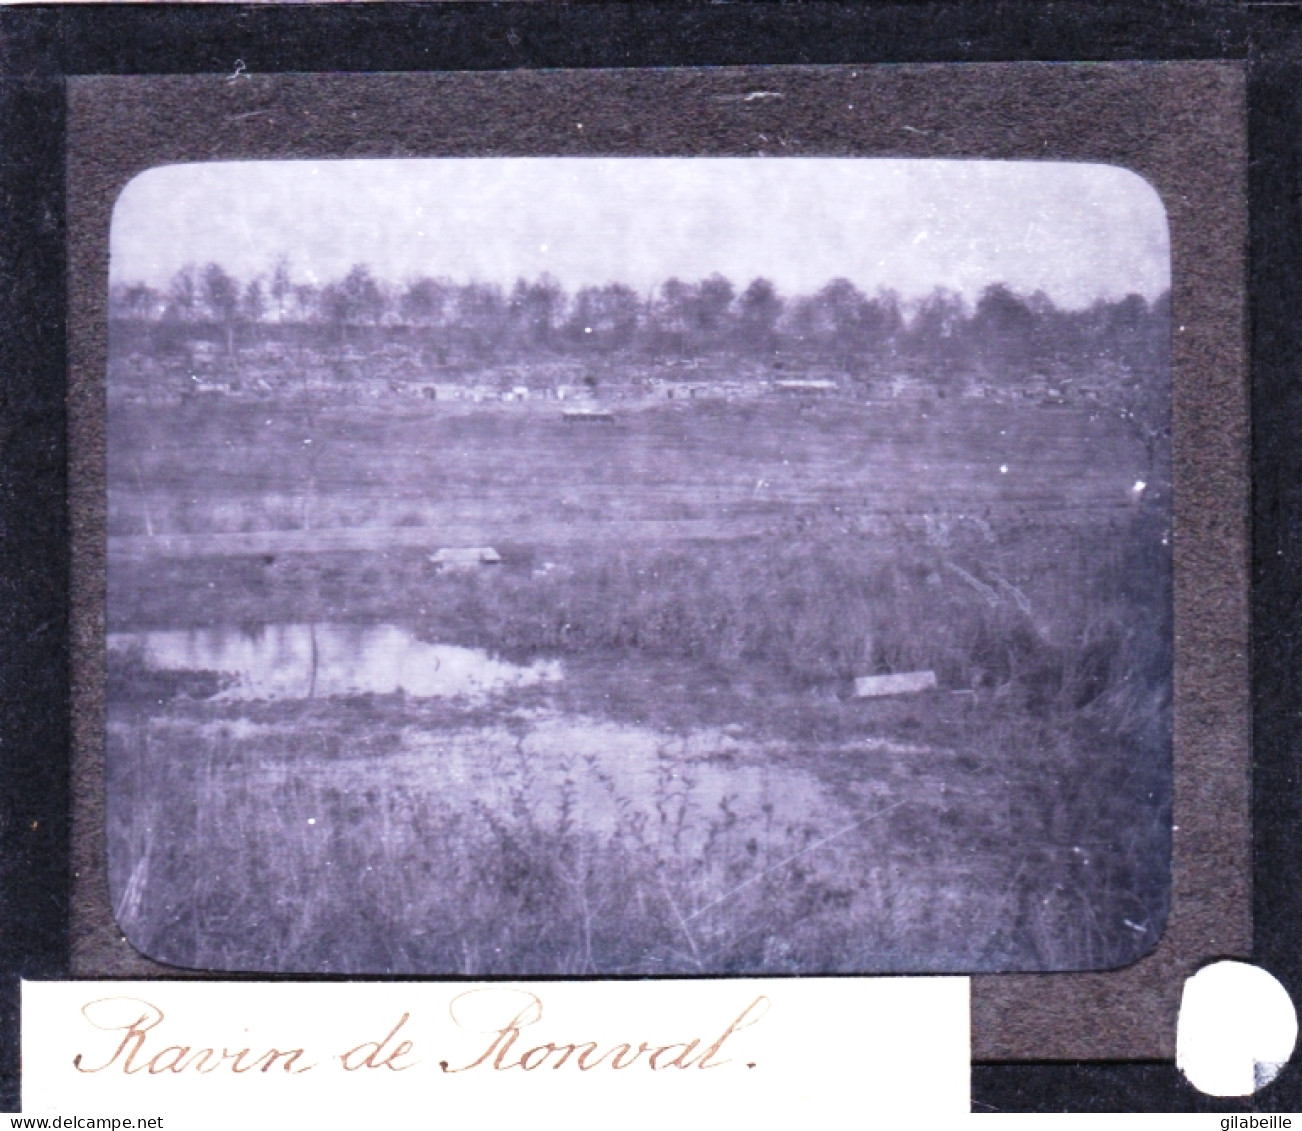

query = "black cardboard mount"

[0,2,1298,1114]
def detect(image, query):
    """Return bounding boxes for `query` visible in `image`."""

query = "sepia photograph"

[103,156,1172,977]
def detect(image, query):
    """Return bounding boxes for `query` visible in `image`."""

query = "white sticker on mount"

[1177,961,1298,1097]
[23,978,969,1124]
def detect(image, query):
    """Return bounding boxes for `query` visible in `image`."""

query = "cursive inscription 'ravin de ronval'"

[70,991,771,1077]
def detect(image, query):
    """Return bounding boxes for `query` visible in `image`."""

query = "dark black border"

[0,71,68,1115]
[1,0,1298,1114]
[0,2,1264,76]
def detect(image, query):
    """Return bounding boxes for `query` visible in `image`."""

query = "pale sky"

[109,158,1170,310]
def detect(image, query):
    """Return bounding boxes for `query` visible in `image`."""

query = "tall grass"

[406,506,1170,750]
[109,504,1170,750]
[107,692,1162,975]
[104,496,1171,976]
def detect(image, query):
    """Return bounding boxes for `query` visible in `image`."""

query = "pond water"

[107,623,562,701]
[403,715,863,846]
[196,709,887,869]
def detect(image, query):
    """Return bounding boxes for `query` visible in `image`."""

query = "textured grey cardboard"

[67,63,1249,1059]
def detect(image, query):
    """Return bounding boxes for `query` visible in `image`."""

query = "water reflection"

[214,710,870,861]
[396,715,873,852]
[107,623,562,701]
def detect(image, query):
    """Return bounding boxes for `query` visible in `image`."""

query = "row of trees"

[109,260,1170,382]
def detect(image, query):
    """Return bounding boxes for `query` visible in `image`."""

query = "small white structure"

[429,547,502,572]
[563,408,614,423]
[854,670,938,698]
[187,341,219,372]
[775,378,837,394]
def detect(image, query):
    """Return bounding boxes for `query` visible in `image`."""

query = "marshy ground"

[106,391,1171,975]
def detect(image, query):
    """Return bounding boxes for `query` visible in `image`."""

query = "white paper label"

[23,978,968,1124]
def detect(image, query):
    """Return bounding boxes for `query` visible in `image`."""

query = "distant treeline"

[110,261,1169,383]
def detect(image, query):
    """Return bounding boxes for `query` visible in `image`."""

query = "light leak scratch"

[715,91,785,103]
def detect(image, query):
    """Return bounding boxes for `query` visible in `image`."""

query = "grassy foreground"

[106,393,1171,974]
[107,505,1170,974]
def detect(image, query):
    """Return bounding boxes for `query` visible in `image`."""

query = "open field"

[108,396,1152,542]
[106,388,1171,974]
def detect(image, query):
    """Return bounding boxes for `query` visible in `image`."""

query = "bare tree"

[453,282,508,361]
[691,275,736,349]
[164,265,200,324]
[401,276,450,330]
[968,283,1037,382]
[110,281,163,322]
[269,257,293,323]
[509,274,566,351]
[293,282,319,324]
[735,277,783,356]
[341,265,385,326]
[200,263,241,355]
[321,264,385,345]
[567,283,639,354]
[243,279,267,326]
